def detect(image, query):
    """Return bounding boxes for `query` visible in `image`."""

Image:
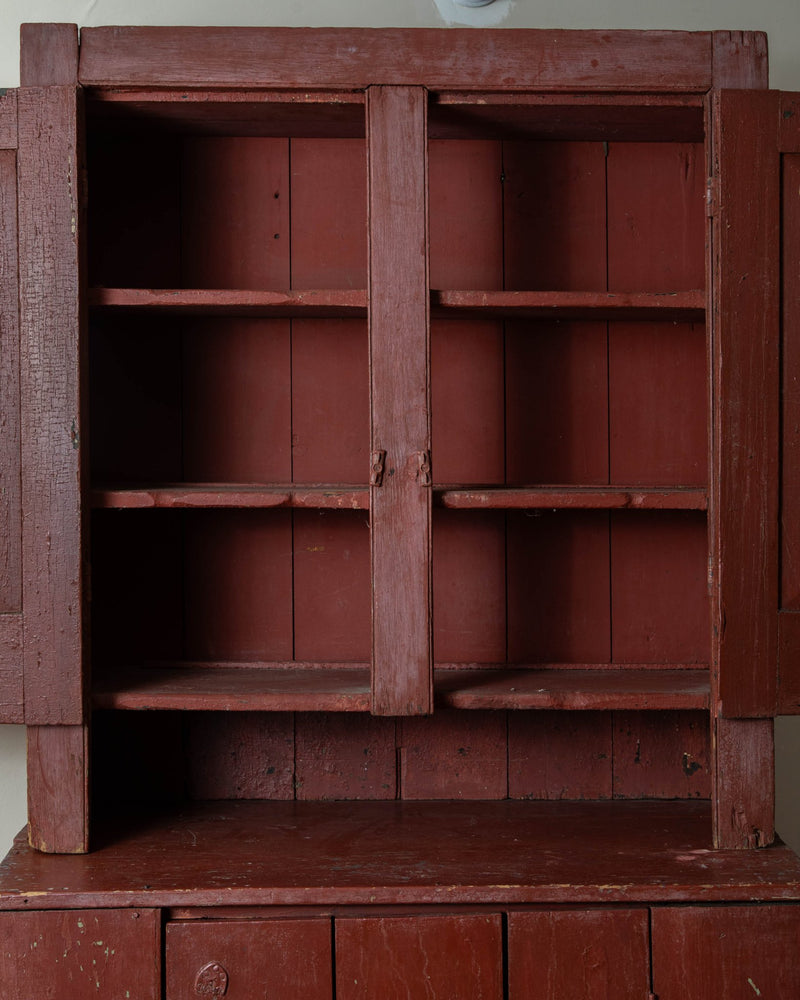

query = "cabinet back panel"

[92,709,710,804]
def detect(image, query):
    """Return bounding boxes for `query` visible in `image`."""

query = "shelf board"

[437,487,707,511]
[3,799,799,910]
[93,664,709,712]
[89,287,367,317]
[91,485,370,510]
[432,289,705,321]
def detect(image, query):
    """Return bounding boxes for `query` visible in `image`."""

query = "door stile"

[367,85,433,716]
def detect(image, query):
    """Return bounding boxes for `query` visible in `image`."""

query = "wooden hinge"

[417,450,432,486]
[370,450,387,487]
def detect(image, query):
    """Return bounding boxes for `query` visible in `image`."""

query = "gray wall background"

[0,0,798,858]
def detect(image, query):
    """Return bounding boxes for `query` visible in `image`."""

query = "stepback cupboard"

[1,22,800,998]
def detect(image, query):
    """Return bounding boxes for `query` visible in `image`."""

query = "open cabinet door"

[0,89,22,725]
[779,92,800,714]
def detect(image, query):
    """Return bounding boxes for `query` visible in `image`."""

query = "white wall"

[0,0,798,860]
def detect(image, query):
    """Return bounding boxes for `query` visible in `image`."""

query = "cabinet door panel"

[166,918,332,999]
[508,909,650,999]
[336,913,502,999]
[0,908,160,999]
[653,905,800,998]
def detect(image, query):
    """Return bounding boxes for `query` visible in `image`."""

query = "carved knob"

[194,961,229,997]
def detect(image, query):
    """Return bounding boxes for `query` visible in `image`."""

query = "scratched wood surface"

[336,913,503,1000]
[0,908,160,1000]
[368,86,431,715]
[508,909,650,999]
[3,800,800,909]
[652,905,800,998]
[167,918,332,1000]
[27,726,89,854]
[713,717,775,849]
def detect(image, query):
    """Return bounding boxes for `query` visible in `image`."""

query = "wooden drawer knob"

[194,961,229,997]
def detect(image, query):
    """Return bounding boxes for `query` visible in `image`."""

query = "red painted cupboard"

[1,22,800,997]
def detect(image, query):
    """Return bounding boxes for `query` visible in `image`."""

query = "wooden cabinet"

[1,21,800,998]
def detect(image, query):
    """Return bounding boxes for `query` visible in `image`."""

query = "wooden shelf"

[88,287,367,317]
[437,487,707,511]
[431,289,705,321]
[91,485,370,510]
[2,800,799,910]
[92,664,709,712]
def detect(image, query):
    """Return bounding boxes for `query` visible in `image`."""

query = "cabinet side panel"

[711,90,780,717]
[711,31,769,89]
[508,909,650,1000]
[652,905,800,999]
[18,86,85,725]
[20,23,78,87]
[0,907,160,1000]
[368,86,432,715]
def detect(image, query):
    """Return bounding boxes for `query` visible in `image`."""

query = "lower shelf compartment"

[2,800,799,910]
[92,664,710,711]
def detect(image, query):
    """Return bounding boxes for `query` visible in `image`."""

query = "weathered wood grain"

[0,90,17,149]
[508,909,650,1000]
[167,918,332,1000]
[781,153,800,615]
[711,90,780,717]
[336,914,502,1000]
[368,86,431,715]
[713,717,775,849]
[20,23,78,86]
[18,86,85,725]
[0,909,160,999]
[711,30,769,88]
[778,610,800,713]
[295,713,397,799]
[27,725,88,854]
[0,614,23,724]
[79,28,714,92]
[613,711,711,800]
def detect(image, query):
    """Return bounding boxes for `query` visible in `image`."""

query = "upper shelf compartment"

[86,91,367,291]
[427,94,707,296]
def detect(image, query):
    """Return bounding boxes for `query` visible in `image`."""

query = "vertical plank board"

[186,712,295,800]
[0,908,161,1000]
[609,322,707,486]
[508,711,613,800]
[182,319,292,482]
[711,30,770,88]
[652,905,800,1000]
[507,511,610,664]
[167,919,332,1000]
[0,89,17,149]
[87,134,181,287]
[18,86,85,724]
[508,909,650,1000]
[295,713,397,799]
[778,611,800,714]
[428,139,503,289]
[0,151,21,617]
[183,510,293,661]
[399,711,507,799]
[27,725,88,854]
[432,510,506,663]
[611,512,709,664]
[613,711,711,800]
[290,138,367,288]
[368,86,432,715]
[713,716,775,849]
[0,614,23,724]
[292,319,369,484]
[293,510,371,662]
[711,90,780,717]
[503,141,607,291]
[336,914,502,1000]
[505,321,608,485]
[782,154,800,609]
[181,137,289,288]
[431,319,505,485]
[20,23,78,86]
[607,142,705,292]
